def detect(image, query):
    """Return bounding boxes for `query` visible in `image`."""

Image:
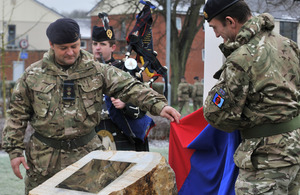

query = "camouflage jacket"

[177,81,192,101]
[204,13,300,132]
[2,49,167,159]
[192,80,203,100]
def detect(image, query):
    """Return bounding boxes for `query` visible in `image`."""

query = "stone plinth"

[29,151,177,195]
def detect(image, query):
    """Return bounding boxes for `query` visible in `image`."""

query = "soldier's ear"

[111,44,117,52]
[225,16,235,27]
[49,41,54,49]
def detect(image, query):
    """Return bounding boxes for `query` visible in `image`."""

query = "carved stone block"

[29,150,177,195]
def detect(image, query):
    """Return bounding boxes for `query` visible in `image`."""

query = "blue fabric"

[139,0,156,9]
[105,96,155,141]
[179,124,240,195]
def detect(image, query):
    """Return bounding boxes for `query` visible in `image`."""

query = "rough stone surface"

[29,151,177,195]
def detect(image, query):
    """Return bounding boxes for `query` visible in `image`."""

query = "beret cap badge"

[92,26,115,42]
[203,11,208,19]
[106,29,113,39]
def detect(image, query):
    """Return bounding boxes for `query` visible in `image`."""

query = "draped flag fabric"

[169,107,241,195]
[105,95,155,141]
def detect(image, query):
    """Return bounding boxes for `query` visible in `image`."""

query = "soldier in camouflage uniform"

[203,0,300,194]
[192,76,203,111]
[177,77,192,115]
[92,25,150,151]
[1,18,181,194]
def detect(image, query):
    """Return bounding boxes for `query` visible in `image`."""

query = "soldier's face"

[92,41,116,62]
[209,17,236,42]
[50,39,81,65]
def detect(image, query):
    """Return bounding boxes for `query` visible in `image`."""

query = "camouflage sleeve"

[2,74,33,160]
[203,61,250,132]
[96,63,167,116]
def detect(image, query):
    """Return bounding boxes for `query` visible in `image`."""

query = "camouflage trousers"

[234,128,300,194]
[193,99,203,112]
[178,100,190,114]
[24,135,104,195]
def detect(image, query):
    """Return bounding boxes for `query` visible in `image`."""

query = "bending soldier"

[203,0,300,194]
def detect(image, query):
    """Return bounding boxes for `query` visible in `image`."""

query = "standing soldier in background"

[1,18,181,194]
[203,0,300,194]
[91,24,151,151]
[192,76,203,111]
[177,77,191,115]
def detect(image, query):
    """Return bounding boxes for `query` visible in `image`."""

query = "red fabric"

[169,107,208,191]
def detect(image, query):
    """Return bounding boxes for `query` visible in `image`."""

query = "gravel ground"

[149,139,169,148]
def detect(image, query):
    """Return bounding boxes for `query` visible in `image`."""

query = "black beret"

[92,26,115,42]
[46,18,81,44]
[204,0,239,22]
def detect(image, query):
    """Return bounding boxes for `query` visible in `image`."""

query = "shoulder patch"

[212,93,224,108]
[219,88,226,96]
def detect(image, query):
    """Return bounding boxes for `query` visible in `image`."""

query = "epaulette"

[25,59,44,73]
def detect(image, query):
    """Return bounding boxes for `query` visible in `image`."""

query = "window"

[280,21,297,43]
[13,61,24,81]
[80,40,87,49]
[8,25,16,45]
[176,17,182,30]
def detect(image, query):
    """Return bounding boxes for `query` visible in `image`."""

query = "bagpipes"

[124,0,169,98]
[97,11,156,143]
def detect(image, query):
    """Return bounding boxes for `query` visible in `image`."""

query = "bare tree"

[1,0,48,117]
[155,0,204,105]
[94,0,205,105]
[0,0,16,118]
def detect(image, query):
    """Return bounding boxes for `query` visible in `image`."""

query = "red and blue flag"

[169,107,240,194]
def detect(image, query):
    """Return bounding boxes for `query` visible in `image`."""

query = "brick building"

[88,1,205,84]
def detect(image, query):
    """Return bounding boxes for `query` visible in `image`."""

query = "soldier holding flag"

[203,0,300,194]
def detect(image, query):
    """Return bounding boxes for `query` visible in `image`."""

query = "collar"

[42,49,95,79]
[220,13,275,57]
[105,57,115,64]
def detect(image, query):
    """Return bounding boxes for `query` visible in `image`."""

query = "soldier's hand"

[10,156,29,179]
[160,106,181,123]
[111,97,126,109]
